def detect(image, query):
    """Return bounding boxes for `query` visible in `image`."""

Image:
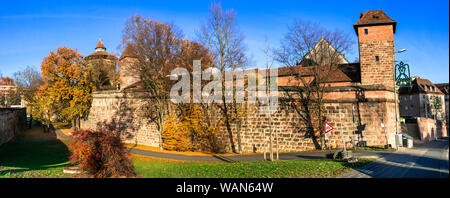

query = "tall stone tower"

[119,44,141,90]
[86,40,118,90]
[354,10,397,88]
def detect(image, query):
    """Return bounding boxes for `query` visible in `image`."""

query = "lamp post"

[393,49,406,149]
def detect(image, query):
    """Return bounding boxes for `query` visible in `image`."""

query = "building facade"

[435,83,449,127]
[0,77,17,107]
[399,77,446,120]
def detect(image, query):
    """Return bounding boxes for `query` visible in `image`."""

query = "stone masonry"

[0,108,26,146]
[81,85,397,152]
[358,25,395,88]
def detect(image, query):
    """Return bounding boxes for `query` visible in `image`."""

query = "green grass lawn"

[0,127,375,178]
[0,127,72,178]
[132,156,375,178]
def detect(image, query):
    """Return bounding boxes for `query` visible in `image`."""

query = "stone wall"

[401,122,420,140]
[417,117,448,141]
[80,90,160,147]
[81,85,398,153]
[0,108,26,146]
[215,91,397,152]
[357,25,395,88]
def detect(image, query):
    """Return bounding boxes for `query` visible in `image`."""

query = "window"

[375,56,379,61]
[364,29,368,35]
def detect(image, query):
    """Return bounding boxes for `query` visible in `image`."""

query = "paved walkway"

[54,128,391,162]
[339,138,449,178]
[129,147,390,162]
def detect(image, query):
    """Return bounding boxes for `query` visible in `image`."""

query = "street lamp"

[393,49,406,149]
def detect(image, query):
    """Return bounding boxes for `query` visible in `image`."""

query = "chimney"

[295,60,299,65]
[360,11,363,18]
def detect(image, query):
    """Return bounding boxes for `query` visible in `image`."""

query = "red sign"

[324,121,334,134]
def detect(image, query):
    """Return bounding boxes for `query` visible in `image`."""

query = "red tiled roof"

[435,83,449,95]
[354,10,396,34]
[0,77,15,86]
[120,44,138,60]
[86,51,117,60]
[262,63,360,83]
[399,77,444,95]
[95,40,106,49]
[86,40,117,60]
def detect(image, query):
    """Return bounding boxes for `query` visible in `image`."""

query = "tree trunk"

[263,128,267,161]
[320,136,325,150]
[29,114,33,129]
[77,116,81,130]
[269,129,273,161]
[276,128,279,160]
[237,120,242,154]
[159,111,164,150]
[72,118,77,130]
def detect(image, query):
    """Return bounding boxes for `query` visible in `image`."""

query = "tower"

[119,44,140,90]
[86,40,118,90]
[354,10,397,88]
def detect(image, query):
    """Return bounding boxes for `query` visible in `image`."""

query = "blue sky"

[0,0,448,83]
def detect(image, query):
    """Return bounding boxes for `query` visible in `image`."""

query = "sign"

[395,61,411,87]
[324,121,334,134]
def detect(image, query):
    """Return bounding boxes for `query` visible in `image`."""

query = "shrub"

[161,115,191,151]
[69,129,136,178]
[183,105,223,153]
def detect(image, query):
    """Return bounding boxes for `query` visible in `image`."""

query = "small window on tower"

[364,29,368,35]
[375,56,379,61]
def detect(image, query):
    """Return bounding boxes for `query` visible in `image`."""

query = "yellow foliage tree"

[35,47,94,129]
[161,114,191,151]
[182,104,227,152]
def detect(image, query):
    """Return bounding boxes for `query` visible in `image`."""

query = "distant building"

[0,77,17,107]
[399,77,446,120]
[435,83,449,125]
[301,37,350,66]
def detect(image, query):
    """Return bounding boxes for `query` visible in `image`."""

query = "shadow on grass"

[0,127,71,176]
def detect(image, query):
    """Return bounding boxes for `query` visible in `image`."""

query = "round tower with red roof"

[85,40,119,90]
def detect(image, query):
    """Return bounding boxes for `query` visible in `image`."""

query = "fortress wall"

[0,108,26,146]
[81,87,398,152]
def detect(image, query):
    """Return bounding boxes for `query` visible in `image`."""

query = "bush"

[161,115,191,151]
[69,129,136,178]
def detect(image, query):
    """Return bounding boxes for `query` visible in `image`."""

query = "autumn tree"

[121,15,184,149]
[13,66,44,128]
[197,2,248,153]
[273,20,352,149]
[6,89,20,106]
[37,47,94,130]
[174,40,226,152]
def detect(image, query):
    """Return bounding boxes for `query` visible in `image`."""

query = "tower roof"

[120,44,138,60]
[354,10,397,34]
[95,40,106,50]
[86,40,117,60]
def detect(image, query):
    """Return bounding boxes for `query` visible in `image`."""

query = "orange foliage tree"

[36,47,94,129]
